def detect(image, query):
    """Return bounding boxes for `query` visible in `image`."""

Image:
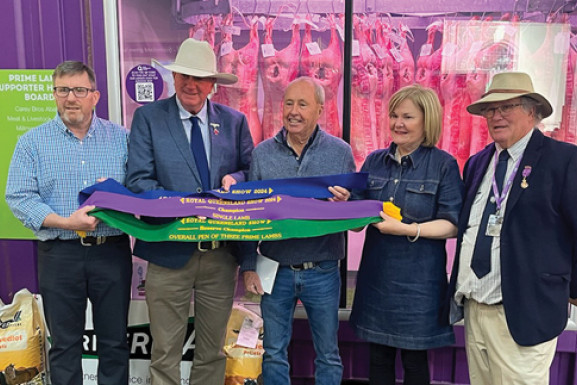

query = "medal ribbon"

[90,209,381,242]
[78,173,368,204]
[80,191,383,220]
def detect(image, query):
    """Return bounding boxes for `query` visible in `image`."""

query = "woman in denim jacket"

[350,85,464,385]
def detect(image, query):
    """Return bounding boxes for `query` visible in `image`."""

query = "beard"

[59,106,87,128]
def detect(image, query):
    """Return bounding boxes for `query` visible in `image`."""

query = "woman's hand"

[371,211,417,236]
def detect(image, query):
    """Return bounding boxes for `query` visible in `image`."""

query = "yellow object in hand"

[382,202,402,221]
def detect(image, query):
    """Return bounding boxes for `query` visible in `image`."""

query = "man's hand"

[243,271,264,295]
[67,205,100,231]
[221,174,237,192]
[43,205,100,231]
[328,186,350,202]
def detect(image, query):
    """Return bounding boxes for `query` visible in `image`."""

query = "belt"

[289,262,317,271]
[196,240,227,252]
[467,298,503,306]
[49,235,127,246]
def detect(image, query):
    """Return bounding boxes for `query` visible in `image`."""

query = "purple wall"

[0,0,109,303]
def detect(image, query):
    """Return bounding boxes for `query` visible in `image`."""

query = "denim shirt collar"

[385,142,428,169]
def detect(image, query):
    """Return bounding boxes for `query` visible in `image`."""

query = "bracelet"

[407,223,421,243]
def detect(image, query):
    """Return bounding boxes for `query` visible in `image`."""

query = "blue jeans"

[261,260,343,385]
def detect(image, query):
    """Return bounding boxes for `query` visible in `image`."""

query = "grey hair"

[287,76,325,105]
[520,96,544,123]
[53,61,96,88]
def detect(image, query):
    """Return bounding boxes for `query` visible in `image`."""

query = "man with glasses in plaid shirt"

[5,61,132,385]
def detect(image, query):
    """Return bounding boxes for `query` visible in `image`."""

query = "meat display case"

[113,0,577,268]
[115,0,577,158]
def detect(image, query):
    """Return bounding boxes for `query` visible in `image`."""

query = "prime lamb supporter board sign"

[0,69,54,239]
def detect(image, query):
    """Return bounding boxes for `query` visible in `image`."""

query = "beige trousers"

[145,246,238,385]
[464,299,557,385]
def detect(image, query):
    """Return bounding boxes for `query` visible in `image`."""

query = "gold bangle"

[407,223,420,243]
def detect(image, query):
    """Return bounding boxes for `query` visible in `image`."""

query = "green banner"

[91,209,381,242]
[0,69,55,239]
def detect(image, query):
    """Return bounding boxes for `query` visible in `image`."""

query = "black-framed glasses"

[53,86,95,98]
[480,103,523,119]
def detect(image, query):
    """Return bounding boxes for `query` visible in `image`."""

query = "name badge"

[485,214,503,237]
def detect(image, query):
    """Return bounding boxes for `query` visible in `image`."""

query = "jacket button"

[196,187,202,193]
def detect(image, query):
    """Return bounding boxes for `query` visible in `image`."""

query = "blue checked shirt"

[5,113,128,241]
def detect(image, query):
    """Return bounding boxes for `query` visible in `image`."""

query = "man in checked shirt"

[5,61,131,385]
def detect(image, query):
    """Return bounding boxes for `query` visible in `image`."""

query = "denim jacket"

[354,143,462,225]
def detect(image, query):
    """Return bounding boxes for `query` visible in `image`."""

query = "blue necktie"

[190,117,211,191]
[470,150,509,278]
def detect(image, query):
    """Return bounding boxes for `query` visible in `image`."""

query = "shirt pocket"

[366,176,389,201]
[403,181,438,222]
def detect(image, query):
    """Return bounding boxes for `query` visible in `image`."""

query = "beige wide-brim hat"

[467,72,553,118]
[154,38,238,85]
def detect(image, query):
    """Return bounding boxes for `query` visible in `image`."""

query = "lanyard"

[491,151,522,212]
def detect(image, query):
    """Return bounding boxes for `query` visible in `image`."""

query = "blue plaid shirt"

[5,113,128,241]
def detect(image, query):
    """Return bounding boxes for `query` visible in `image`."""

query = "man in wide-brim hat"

[126,38,254,385]
[446,71,577,384]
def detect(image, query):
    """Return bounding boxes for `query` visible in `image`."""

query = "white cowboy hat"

[154,38,238,85]
[467,72,553,118]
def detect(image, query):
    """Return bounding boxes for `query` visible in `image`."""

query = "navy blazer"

[126,96,253,268]
[446,129,577,346]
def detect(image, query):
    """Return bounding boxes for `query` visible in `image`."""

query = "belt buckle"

[80,236,105,247]
[197,240,219,252]
[290,262,314,271]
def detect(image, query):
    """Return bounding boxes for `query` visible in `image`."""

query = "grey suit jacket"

[126,95,253,268]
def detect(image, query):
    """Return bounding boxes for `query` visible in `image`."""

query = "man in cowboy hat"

[445,71,577,384]
[126,38,253,385]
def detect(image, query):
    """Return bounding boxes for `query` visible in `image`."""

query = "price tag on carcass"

[220,42,233,56]
[352,40,360,57]
[261,43,276,58]
[372,44,386,59]
[306,42,322,56]
[419,43,433,57]
[389,33,403,46]
[336,24,345,42]
[222,25,241,36]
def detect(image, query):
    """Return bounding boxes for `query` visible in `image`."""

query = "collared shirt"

[455,129,534,305]
[281,126,319,163]
[175,96,211,167]
[5,114,128,241]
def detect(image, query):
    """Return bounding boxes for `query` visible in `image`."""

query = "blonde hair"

[388,85,442,147]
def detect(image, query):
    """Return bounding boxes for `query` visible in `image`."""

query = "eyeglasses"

[480,103,523,119]
[53,86,95,98]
